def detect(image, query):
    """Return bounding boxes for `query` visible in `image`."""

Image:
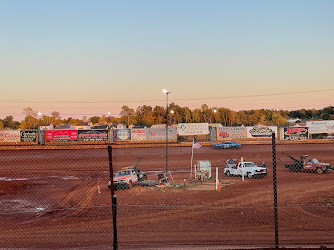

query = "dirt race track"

[0,143,334,249]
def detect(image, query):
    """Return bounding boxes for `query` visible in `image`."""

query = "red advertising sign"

[46,130,78,141]
[285,127,308,135]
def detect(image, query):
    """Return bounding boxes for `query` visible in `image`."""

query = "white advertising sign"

[0,130,20,142]
[178,123,209,136]
[131,129,146,141]
[246,126,277,138]
[306,120,334,134]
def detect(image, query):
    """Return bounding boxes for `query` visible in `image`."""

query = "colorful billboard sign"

[0,130,20,142]
[116,129,131,141]
[20,130,38,142]
[78,130,108,141]
[146,128,177,141]
[283,127,309,140]
[131,129,146,141]
[306,120,334,134]
[178,123,209,136]
[247,126,277,138]
[46,130,78,141]
[217,127,247,140]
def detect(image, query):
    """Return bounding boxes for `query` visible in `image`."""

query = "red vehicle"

[279,153,332,174]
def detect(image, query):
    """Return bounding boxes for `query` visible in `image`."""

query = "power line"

[0,88,333,104]
[173,88,334,102]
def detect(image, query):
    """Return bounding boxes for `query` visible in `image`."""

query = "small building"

[150,124,166,129]
[131,123,146,129]
[55,124,75,130]
[39,123,54,130]
[75,122,91,130]
[117,124,126,129]
[91,125,109,130]
[208,123,223,128]
[287,118,306,127]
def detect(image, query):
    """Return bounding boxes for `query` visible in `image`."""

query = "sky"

[1,0,334,121]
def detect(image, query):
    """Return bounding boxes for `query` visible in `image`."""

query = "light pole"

[170,110,174,124]
[213,109,217,123]
[163,89,171,184]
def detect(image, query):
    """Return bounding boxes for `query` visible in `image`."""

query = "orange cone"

[217,182,221,191]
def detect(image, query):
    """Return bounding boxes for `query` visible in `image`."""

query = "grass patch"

[321,196,334,202]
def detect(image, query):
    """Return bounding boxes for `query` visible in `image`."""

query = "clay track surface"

[0,143,333,249]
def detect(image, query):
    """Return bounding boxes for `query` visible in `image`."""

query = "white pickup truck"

[224,159,267,179]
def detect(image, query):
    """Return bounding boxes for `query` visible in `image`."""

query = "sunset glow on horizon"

[1,0,333,121]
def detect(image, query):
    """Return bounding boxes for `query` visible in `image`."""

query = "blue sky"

[1,0,334,120]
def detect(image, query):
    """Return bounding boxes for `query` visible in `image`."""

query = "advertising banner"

[146,128,177,141]
[110,129,114,143]
[78,130,108,141]
[0,130,20,143]
[178,123,209,136]
[247,126,277,138]
[20,130,38,142]
[306,120,334,134]
[116,129,131,141]
[46,130,78,141]
[217,127,247,140]
[131,129,146,141]
[283,127,309,140]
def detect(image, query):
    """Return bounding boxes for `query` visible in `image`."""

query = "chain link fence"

[0,129,333,249]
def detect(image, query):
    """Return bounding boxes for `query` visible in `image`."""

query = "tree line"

[0,105,333,130]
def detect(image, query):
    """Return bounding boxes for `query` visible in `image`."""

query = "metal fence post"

[108,146,115,198]
[108,145,118,249]
[112,195,118,250]
[272,132,279,248]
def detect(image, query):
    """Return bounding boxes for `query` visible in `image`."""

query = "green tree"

[192,109,203,123]
[23,107,37,129]
[90,116,100,124]
[120,105,134,125]
[153,106,165,124]
[0,120,3,129]
[135,105,154,126]
[99,115,108,125]
[3,116,14,128]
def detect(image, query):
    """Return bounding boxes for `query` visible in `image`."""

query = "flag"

[193,140,201,149]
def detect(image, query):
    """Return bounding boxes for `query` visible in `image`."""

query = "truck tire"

[128,180,133,188]
[247,172,253,179]
[226,171,232,177]
[316,168,324,174]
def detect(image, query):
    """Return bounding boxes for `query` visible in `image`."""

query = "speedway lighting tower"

[163,89,171,185]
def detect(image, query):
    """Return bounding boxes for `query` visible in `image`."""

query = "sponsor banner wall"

[178,123,209,136]
[306,120,334,134]
[46,130,78,141]
[217,127,247,140]
[116,129,131,141]
[247,126,277,138]
[131,129,146,141]
[146,128,177,141]
[78,130,108,141]
[282,127,309,140]
[0,130,20,142]
[20,130,38,142]
[109,129,114,143]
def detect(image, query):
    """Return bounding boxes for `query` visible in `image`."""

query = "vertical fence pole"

[216,167,218,190]
[112,195,118,250]
[108,146,115,198]
[272,132,279,248]
[108,145,118,249]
